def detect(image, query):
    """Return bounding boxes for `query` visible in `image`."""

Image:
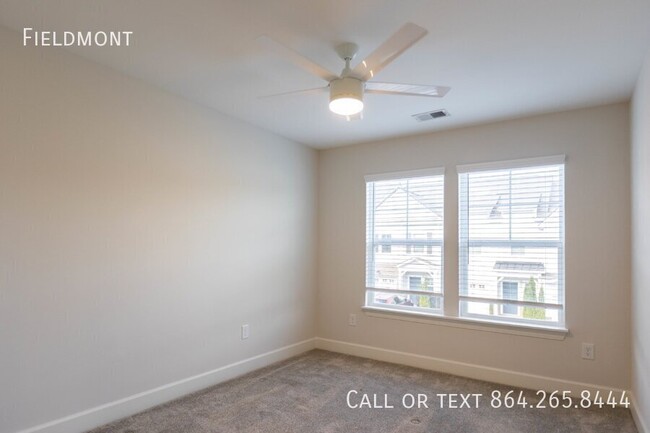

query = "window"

[363,156,566,332]
[365,168,444,314]
[501,281,519,315]
[409,276,427,290]
[458,157,565,327]
[380,234,392,253]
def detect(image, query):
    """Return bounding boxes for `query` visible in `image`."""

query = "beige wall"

[0,17,640,433]
[632,50,650,431]
[0,26,317,432]
[318,103,631,389]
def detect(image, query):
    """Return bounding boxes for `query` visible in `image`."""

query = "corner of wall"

[631,46,650,433]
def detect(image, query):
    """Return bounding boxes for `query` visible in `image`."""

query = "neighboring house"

[466,257,556,320]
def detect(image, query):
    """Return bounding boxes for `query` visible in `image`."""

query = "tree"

[418,278,431,308]
[523,277,545,319]
[523,276,536,302]
[537,285,546,320]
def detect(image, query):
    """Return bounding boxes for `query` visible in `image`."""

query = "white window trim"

[365,167,445,314]
[365,166,445,182]
[363,157,569,337]
[457,158,566,328]
[362,306,568,340]
[456,154,566,173]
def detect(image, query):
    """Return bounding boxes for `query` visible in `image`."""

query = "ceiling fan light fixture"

[260,23,449,120]
[329,97,363,116]
[329,77,364,116]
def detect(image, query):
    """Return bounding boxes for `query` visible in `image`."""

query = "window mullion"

[445,170,460,317]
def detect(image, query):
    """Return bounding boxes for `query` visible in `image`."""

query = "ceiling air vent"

[412,109,450,122]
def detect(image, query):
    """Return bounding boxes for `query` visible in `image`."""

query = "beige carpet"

[89,350,637,433]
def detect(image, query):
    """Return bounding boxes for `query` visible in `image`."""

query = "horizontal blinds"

[458,163,565,325]
[366,172,444,312]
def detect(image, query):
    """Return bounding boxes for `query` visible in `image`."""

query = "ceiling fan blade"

[352,23,428,81]
[259,86,328,99]
[365,82,450,97]
[258,36,339,83]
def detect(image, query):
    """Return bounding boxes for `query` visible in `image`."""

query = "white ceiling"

[1,0,649,148]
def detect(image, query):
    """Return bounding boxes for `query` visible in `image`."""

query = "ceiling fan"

[259,23,449,119]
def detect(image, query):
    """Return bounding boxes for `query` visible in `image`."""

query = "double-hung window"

[364,156,566,331]
[458,156,565,327]
[365,169,444,314]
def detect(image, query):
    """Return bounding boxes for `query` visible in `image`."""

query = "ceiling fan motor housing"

[329,77,364,115]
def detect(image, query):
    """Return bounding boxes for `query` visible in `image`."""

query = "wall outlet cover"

[581,343,595,360]
[241,324,250,340]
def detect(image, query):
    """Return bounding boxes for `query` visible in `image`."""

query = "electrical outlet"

[348,313,357,326]
[241,324,250,340]
[581,343,595,360]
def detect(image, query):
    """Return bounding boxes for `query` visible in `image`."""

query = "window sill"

[361,306,569,340]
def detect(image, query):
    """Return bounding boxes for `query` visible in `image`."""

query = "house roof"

[397,257,440,268]
[375,186,443,219]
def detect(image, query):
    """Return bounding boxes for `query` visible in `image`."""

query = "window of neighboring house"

[407,275,440,309]
[408,275,433,290]
[365,168,444,314]
[458,156,565,327]
[501,281,519,315]
[380,234,392,253]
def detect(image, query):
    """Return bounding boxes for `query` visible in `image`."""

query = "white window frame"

[457,155,566,328]
[365,167,445,314]
[362,156,568,339]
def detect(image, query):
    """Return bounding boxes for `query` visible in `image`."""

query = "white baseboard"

[14,338,316,433]
[631,394,648,433]
[315,338,630,402]
[13,337,639,433]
